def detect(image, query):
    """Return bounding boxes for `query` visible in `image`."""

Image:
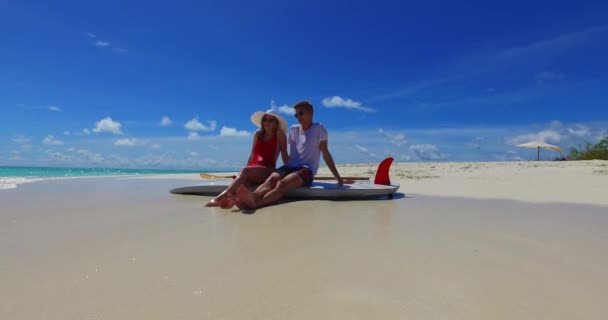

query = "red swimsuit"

[248,133,278,169]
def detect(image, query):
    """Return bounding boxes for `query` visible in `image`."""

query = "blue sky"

[2,0,608,169]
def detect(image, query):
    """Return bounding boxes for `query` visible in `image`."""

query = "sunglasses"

[262,117,277,123]
[294,111,306,118]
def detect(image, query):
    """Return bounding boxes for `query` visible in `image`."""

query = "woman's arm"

[246,131,259,166]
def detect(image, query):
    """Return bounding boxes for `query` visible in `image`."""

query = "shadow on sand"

[236,192,409,214]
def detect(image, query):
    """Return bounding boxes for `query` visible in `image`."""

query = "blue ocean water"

[0,166,204,190]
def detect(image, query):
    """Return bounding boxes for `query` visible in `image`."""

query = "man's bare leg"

[233,172,282,209]
[236,173,304,209]
[252,172,283,198]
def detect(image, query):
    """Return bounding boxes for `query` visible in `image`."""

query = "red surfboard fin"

[374,157,393,185]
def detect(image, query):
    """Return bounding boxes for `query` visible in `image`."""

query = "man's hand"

[336,177,355,186]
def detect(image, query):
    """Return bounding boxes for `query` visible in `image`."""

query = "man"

[235,100,343,209]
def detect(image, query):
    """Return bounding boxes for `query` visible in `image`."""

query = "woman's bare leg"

[206,166,272,207]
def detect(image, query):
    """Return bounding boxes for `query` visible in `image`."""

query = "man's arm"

[278,130,289,165]
[320,140,343,185]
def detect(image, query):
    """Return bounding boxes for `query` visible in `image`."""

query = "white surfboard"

[170,157,400,199]
[170,179,399,199]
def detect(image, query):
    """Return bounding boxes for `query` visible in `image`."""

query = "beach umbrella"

[516,141,563,161]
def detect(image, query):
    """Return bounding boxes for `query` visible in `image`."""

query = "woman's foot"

[205,198,221,207]
[205,192,229,207]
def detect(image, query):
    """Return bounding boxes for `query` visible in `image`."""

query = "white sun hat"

[250,109,289,133]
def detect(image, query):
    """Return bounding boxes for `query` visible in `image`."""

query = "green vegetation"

[568,133,608,160]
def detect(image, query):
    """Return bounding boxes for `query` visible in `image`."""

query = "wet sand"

[1,172,608,319]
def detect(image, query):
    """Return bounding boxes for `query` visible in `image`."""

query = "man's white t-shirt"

[286,123,328,175]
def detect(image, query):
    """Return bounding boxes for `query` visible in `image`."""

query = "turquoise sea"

[0,166,204,190]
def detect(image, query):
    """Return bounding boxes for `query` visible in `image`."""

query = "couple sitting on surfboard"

[206,100,345,209]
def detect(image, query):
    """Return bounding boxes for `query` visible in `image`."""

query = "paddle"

[199,173,369,181]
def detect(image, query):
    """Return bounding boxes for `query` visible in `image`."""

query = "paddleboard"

[170,179,399,199]
[170,157,400,199]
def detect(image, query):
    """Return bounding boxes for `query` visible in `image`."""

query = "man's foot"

[219,194,236,209]
[235,185,257,210]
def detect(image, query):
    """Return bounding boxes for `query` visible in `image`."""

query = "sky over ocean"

[2,1,607,168]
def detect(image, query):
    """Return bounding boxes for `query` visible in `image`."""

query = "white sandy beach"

[146,160,608,206]
[1,160,608,319]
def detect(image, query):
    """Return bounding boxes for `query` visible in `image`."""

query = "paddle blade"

[374,157,393,185]
[200,173,236,180]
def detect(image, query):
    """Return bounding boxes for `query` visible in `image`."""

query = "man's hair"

[292,100,313,112]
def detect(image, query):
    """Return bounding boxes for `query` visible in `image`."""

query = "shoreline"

[2,160,607,206]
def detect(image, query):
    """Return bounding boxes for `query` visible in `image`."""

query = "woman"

[205,110,289,207]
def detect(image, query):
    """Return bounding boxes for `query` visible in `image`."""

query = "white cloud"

[107,155,130,166]
[354,145,368,153]
[269,100,295,115]
[85,33,127,53]
[507,129,561,145]
[220,126,251,137]
[42,135,64,145]
[159,116,173,127]
[46,150,75,162]
[114,138,139,147]
[322,96,376,112]
[52,148,107,163]
[184,118,217,131]
[83,128,91,135]
[48,105,62,112]
[409,144,446,160]
[63,130,84,136]
[133,154,177,168]
[278,106,294,115]
[151,144,161,149]
[378,128,408,146]
[495,150,525,161]
[12,135,30,144]
[189,152,199,157]
[187,132,200,140]
[94,41,110,47]
[93,117,123,134]
[353,144,377,158]
[399,154,413,161]
[567,124,590,137]
[129,153,237,169]
[74,149,104,163]
[14,135,33,152]
[208,144,219,150]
